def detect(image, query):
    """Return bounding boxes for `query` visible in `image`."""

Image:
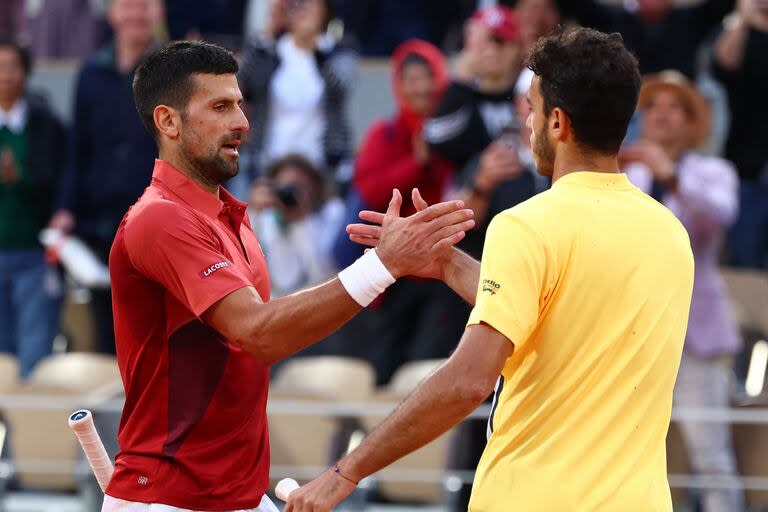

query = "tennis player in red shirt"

[103,41,475,512]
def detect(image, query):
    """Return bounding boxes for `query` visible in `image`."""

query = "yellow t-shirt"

[467,172,694,512]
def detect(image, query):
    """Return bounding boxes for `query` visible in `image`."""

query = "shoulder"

[124,191,206,245]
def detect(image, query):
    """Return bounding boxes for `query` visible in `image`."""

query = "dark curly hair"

[526,27,641,154]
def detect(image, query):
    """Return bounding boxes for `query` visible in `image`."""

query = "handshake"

[344,187,475,281]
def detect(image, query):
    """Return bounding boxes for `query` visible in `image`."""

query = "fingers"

[414,199,466,223]
[358,210,385,225]
[426,219,475,247]
[385,189,403,219]
[423,208,475,231]
[431,230,467,253]
[349,234,379,247]
[412,188,429,212]
[346,223,380,238]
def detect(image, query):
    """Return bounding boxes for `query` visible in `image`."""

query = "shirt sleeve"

[124,201,254,317]
[467,212,553,350]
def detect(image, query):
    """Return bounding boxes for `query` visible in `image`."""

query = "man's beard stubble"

[179,132,240,188]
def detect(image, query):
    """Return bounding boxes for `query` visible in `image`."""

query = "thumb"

[412,188,429,212]
[386,188,402,219]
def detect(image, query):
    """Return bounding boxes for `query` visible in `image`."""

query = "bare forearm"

[715,15,750,70]
[238,279,362,364]
[443,248,481,305]
[339,362,486,481]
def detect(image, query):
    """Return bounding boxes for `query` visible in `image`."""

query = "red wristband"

[333,465,359,485]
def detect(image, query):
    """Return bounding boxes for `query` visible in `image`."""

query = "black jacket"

[25,92,68,223]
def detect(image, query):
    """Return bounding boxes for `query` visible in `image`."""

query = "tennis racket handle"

[68,409,114,492]
[276,478,300,501]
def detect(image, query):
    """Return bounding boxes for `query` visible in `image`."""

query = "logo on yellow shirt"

[482,279,501,295]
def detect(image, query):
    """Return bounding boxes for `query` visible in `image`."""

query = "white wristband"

[338,249,396,307]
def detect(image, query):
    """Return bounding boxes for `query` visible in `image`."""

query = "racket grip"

[68,409,114,492]
[276,478,300,502]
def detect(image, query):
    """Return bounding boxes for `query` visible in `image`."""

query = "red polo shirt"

[107,160,271,510]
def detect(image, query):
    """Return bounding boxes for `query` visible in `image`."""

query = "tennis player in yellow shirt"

[287,27,694,512]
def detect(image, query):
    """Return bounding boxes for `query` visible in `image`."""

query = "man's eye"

[214,104,226,112]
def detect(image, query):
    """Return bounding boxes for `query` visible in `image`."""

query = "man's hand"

[0,148,19,184]
[619,141,676,185]
[48,209,75,233]
[284,468,356,512]
[473,140,523,196]
[348,189,460,281]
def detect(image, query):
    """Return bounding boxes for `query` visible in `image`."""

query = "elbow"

[233,325,280,366]
[453,377,495,408]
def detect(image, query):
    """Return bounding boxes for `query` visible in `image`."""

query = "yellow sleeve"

[467,213,552,349]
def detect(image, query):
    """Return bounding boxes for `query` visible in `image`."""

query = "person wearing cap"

[622,70,743,512]
[425,5,535,260]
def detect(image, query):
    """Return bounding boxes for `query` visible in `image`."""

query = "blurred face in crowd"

[174,73,249,185]
[289,0,327,40]
[0,47,25,107]
[641,89,690,149]
[527,76,556,176]
[757,0,768,15]
[516,0,559,45]
[475,29,520,83]
[273,164,318,220]
[400,60,436,117]
[107,0,163,46]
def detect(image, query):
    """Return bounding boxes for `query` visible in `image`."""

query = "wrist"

[338,249,397,306]
[440,247,462,284]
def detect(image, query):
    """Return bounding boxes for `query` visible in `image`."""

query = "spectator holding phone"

[249,153,343,297]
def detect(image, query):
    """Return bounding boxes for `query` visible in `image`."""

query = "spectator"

[622,71,743,512]
[21,0,109,60]
[516,0,560,56]
[50,0,163,354]
[238,0,358,180]
[0,37,66,377]
[712,0,768,268]
[249,154,344,297]
[425,6,535,258]
[557,0,734,78]
[355,39,452,216]
[350,39,463,384]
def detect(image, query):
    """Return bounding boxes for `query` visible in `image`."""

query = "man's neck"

[0,96,20,113]
[159,153,220,197]
[476,74,514,94]
[115,37,152,73]
[291,32,317,51]
[551,148,620,183]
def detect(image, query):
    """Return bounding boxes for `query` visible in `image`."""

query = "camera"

[274,184,300,209]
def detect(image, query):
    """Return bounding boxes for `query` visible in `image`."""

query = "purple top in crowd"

[626,152,742,358]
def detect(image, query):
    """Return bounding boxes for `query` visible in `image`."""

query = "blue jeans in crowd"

[728,180,768,269]
[0,249,62,377]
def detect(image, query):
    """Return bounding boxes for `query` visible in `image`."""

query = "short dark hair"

[0,35,32,76]
[133,40,239,136]
[526,27,641,154]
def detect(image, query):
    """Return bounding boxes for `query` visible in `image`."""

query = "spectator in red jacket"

[354,39,453,217]
[352,40,463,384]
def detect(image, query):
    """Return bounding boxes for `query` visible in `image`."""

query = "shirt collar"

[553,171,634,190]
[0,99,28,134]
[151,159,248,223]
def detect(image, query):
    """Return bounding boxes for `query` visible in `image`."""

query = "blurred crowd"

[0,0,766,510]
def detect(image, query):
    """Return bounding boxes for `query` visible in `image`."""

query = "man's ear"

[154,105,182,140]
[550,107,572,143]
